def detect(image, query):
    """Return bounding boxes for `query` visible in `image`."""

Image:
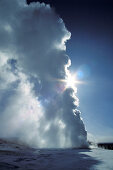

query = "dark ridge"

[98,143,113,150]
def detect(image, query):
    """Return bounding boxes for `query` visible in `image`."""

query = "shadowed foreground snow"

[0,139,113,170]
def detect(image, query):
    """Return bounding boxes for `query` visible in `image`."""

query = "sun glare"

[55,69,85,92]
[66,73,76,89]
[65,71,85,91]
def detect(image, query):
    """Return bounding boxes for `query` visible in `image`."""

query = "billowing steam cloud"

[0,0,88,148]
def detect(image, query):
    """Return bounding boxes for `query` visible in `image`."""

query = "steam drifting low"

[0,0,88,148]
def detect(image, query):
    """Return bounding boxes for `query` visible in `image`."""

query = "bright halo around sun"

[54,68,85,92]
[66,73,76,89]
[64,71,85,92]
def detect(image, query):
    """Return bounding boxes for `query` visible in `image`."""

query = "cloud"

[0,0,88,148]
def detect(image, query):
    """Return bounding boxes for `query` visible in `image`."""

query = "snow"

[82,148,113,170]
[0,139,113,170]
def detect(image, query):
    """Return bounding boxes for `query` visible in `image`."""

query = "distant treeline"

[98,143,113,150]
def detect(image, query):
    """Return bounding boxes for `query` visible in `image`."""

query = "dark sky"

[27,0,113,141]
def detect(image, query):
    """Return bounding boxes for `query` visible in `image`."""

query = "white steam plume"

[0,0,88,148]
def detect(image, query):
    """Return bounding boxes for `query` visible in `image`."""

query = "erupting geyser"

[0,0,88,148]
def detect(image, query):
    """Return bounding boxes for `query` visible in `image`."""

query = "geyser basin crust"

[0,139,113,170]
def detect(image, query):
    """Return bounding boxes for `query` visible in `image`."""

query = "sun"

[66,73,76,89]
[54,70,85,92]
[65,71,85,91]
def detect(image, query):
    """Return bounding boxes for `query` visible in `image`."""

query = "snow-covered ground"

[0,139,113,170]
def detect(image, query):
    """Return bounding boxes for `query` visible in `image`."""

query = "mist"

[0,0,88,148]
